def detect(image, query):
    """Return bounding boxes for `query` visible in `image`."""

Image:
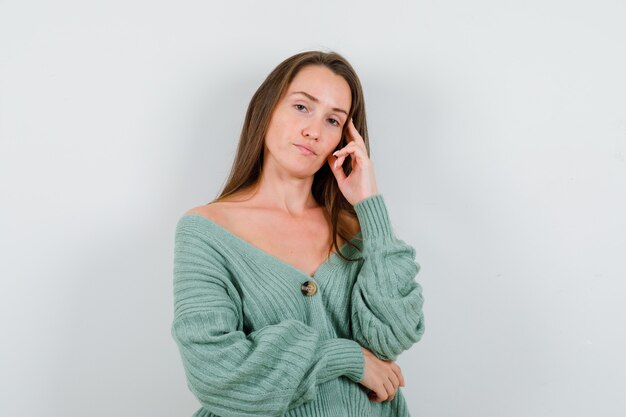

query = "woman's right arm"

[171,221,365,417]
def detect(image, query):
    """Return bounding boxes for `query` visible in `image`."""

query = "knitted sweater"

[171,193,425,417]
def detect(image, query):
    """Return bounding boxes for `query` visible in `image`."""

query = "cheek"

[265,116,287,143]
[330,130,344,149]
[321,141,341,157]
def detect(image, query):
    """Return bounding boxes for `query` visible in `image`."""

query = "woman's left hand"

[327,118,379,206]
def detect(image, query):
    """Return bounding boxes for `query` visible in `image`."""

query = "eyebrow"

[290,91,349,116]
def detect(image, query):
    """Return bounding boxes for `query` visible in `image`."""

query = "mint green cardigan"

[171,193,425,417]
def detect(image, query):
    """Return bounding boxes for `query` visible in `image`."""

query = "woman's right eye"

[294,104,307,111]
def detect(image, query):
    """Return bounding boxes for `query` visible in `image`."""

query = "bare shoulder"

[185,201,230,224]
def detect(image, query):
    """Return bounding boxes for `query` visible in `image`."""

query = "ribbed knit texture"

[171,193,425,417]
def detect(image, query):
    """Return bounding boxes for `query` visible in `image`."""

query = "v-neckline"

[184,213,362,281]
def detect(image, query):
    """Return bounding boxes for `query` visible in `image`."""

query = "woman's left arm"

[349,193,425,362]
[329,119,425,361]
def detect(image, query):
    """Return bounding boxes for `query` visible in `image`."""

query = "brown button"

[301,280,317,296]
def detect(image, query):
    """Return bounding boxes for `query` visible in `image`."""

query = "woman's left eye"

[328,118,340,127]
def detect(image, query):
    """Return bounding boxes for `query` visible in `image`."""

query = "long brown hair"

[210,50,370,262]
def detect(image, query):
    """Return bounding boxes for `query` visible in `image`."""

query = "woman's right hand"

[358,346,405,402]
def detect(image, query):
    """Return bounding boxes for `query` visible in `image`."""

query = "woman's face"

[264,65,352,176]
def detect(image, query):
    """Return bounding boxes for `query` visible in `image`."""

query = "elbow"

[356,310,426,361]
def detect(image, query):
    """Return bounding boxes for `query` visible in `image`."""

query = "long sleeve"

[350,194,425,362]
[171,220,365,417]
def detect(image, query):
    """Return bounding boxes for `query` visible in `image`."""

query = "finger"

[382,379,395,401]
[344,119,356,143]
[341,134,366,153]
[375,384,389,403]
[333,145,368,166]
[334,142,371,172]
[328,155,347,181]
[338,127,367,153]
[392,363,405,387]
[332,142,358,157]
[332,149,351,167]
[347,147,371,170]
[334,155,345,170]
[346,118,366,147]
[388,369,400,390]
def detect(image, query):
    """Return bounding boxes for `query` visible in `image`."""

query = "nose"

[301,118,322,141]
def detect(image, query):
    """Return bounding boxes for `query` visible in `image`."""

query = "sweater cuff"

[353,194,394,242]
[317,338,364,383]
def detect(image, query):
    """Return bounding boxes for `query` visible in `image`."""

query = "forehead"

[286,65,352,110]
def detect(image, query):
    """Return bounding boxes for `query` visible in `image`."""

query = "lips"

[294,144,316,155]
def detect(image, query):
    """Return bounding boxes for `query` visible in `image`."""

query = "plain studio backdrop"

[1,0,625,416]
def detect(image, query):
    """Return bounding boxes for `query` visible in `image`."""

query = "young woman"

[171,50,425,417]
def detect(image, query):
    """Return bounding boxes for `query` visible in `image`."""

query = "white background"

[1,1,625,416]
